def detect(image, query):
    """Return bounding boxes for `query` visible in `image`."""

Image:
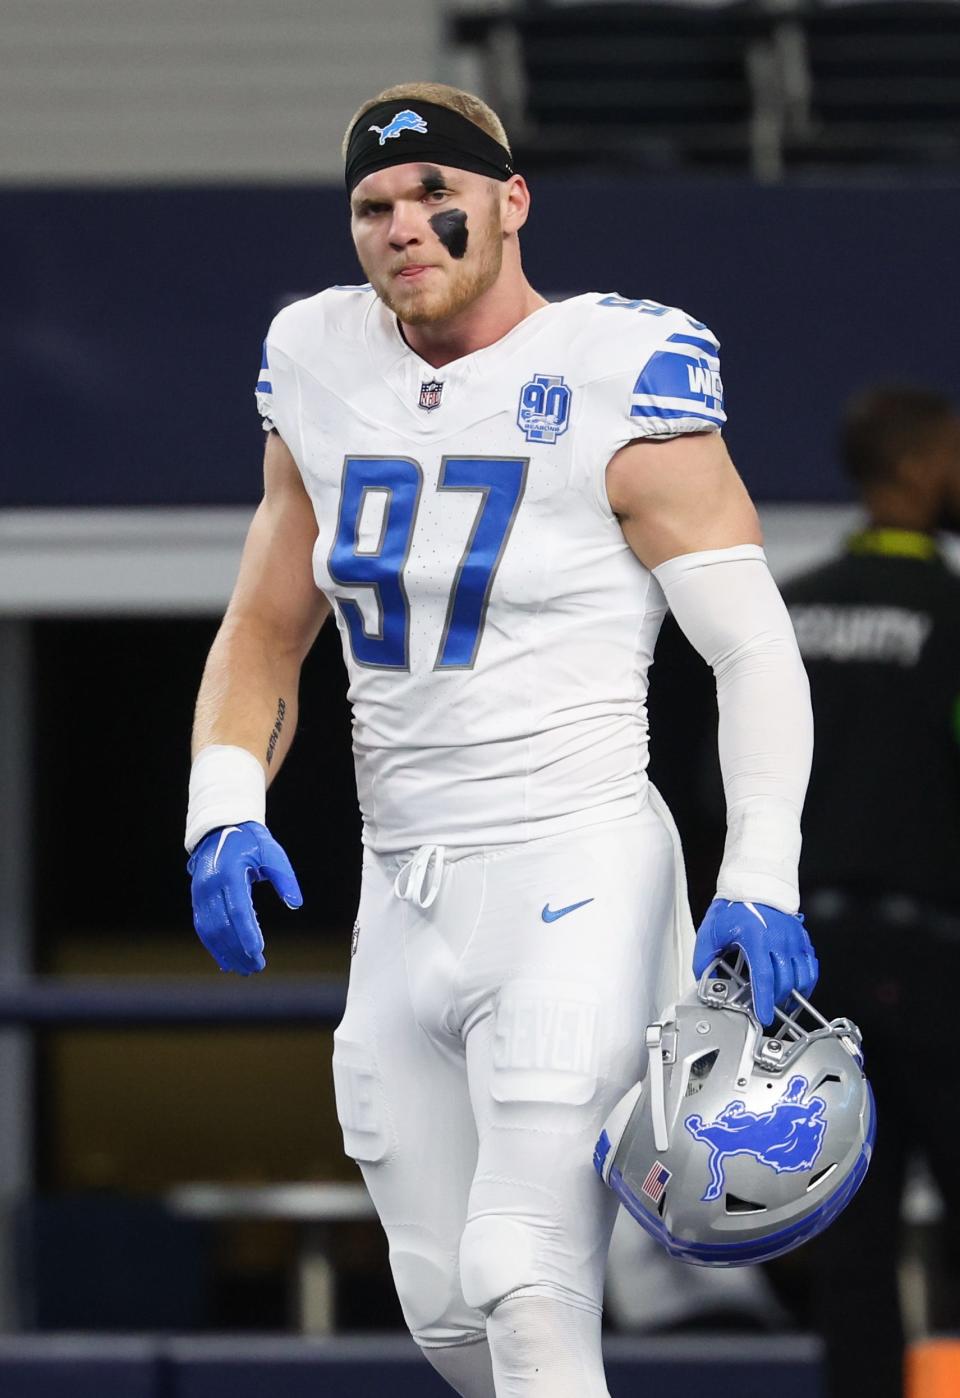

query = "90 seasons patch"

[518,373,571,444]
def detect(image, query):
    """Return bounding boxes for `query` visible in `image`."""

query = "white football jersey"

[256,287,726,853]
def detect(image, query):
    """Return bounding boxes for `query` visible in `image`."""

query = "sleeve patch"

[630,334,725,427]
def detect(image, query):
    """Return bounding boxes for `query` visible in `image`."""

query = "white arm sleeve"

[652,545,813,913]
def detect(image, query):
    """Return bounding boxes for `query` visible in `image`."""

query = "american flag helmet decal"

[640,1160,672,1203]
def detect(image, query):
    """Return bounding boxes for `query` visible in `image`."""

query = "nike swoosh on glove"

[187,821,302,975]
[693,899,819,1026]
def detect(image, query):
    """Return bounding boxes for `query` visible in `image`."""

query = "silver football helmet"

[595,954,875,1266]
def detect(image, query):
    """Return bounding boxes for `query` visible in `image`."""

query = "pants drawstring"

[393,844,446,909]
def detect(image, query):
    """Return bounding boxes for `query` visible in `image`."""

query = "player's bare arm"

[609,426,816,1022]
[191,428,330,779]
[185,430,328,973]
[605,428,761,566]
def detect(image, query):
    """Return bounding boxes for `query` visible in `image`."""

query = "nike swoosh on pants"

[541,898,595,923]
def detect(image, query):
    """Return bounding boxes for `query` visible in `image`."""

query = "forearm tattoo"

[266,697,287,765]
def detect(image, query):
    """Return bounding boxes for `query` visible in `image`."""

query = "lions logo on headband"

[346,99,513,193]
[368,109,429,147]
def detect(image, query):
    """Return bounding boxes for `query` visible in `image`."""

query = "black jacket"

[782,529,960,909]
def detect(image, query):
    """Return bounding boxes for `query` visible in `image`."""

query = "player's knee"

[459,1215,539,1313]
[390,1235,483,1345]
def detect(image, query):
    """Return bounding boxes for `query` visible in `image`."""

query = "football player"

[185,82,817,1397]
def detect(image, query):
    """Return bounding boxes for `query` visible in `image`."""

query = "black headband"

[345,99,514,195]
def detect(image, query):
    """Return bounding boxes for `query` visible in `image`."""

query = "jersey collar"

[361,292,568,428]
[847,528,940,562]
[365,292,564,378]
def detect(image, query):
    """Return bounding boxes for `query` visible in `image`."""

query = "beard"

[364,206,504,326]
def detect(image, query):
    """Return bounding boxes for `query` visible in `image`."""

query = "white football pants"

[332,801,687,1390]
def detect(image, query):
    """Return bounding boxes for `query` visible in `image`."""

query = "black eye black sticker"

[430,209,469,260]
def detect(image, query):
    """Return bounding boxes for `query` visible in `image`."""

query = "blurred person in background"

[782,386,960,1398]
[183,80,818,1397]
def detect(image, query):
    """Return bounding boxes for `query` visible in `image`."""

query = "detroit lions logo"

[684,1075,827,1203]
[368,109,429,146]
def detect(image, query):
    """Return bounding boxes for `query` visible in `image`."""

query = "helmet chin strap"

[735,1024,760,1091]
[645,1024,670,1152]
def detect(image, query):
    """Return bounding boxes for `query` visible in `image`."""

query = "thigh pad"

[332,998,396,1164]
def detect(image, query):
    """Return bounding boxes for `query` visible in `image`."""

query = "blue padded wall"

[0,1333,822,1396]
[0,1336,158,1398]
[169,1334,821,1398]
[6,182,958,508]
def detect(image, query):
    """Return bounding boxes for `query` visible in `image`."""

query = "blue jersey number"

[328,457,422,668]
[328,455,528,671]
[435,456,528,669]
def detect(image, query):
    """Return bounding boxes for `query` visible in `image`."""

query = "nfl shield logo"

[419,379,444,411]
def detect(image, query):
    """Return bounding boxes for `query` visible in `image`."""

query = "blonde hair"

[341,82,511,161]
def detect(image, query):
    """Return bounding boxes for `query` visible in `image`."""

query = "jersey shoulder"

[559,292,721,382]
[561,292,726,436]
[256,285,375,434]
[266,283,376,362]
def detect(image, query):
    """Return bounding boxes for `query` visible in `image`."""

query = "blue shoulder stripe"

[632,346,725,417]
[666,332,719,356]
[630,404,723,423]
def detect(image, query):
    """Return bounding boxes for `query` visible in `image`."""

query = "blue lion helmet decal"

[368,110,429,147]
[684,1075,827,1203]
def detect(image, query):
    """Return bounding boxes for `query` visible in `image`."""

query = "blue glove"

[187,821,302,975]
[693,899,818,1026]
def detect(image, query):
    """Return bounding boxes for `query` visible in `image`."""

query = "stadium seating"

[449,2,776,175]
[778,2,960,169]
[448,1,960,176]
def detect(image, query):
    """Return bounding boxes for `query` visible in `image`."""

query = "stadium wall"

[0,1333,823,1397]
[0,0,441,183]
[6,180,958,509]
